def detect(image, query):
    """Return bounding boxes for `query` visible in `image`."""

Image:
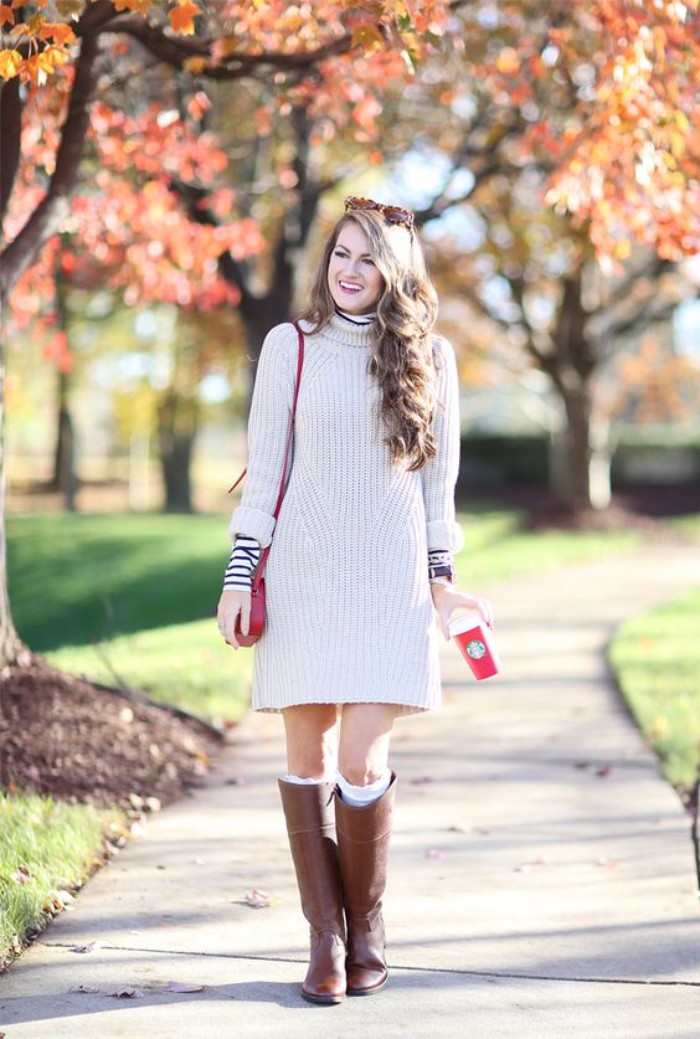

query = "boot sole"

[347,977,388,997]
[301,989,346,1005]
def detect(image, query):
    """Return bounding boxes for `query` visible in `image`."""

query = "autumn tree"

[174,0,700,513]
[426,202,696,507]
[381,0,700,511]
[9,80,258,510]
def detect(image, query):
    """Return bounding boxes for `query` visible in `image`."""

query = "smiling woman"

[215,196,492,1006]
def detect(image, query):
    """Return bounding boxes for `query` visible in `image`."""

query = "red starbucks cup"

[448,610,501,681]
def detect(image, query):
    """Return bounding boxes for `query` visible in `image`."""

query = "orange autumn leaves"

[0,0,449,83]
[7,96,263,328]
[0,0,202,84]
[0,2,76,85]
[2,0,699,265]
[541,0,700,263]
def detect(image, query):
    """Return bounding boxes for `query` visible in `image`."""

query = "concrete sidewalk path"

[2,544,700,1038]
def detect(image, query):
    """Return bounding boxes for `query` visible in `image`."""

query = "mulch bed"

[0,660,222,809]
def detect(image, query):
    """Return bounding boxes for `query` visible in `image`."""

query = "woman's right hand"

[217,588,251,650]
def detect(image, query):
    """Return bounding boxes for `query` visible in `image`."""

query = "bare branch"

[100,14,354,80]
[603,255,672,311]
[602,295,690,343]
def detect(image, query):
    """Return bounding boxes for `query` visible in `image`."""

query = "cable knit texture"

[229,314,463,714]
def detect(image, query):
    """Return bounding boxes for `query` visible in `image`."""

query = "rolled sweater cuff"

[426,519,464,553]
[228,506,276,548]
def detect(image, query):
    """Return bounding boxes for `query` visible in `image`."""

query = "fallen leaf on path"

[107,987,145,999]
[165,981,205,993]
[72,940,103,954]
[595,765,612,778]
[410,776,435,785]
[243,888,272,908]
[69,984,100,994]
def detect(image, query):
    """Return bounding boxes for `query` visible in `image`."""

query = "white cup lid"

[448,610,485,637]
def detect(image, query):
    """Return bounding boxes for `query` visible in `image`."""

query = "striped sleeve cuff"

[223,536,262,592]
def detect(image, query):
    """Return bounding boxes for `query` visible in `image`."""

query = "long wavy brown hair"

[299,210,440,472]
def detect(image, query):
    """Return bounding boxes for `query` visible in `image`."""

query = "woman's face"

[327,222,384,315]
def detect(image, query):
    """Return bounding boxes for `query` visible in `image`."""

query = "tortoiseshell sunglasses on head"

[344,196,415,229]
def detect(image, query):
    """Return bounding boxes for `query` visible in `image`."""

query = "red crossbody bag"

[227,323,305,647]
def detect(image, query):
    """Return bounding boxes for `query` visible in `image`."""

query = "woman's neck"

[335,307,376,327]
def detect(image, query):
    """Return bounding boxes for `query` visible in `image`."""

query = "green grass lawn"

[8,513,230,650]
[47,618,252,728]
[9,512,254,725]
[0,794,122,969]
[609,586,700,794]
[7,508,642,724]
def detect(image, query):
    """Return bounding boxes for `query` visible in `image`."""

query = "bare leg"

[337,703,399,786]
[282,703,340,779]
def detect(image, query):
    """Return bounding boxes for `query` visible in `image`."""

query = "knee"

[284,704,338,779]
[337,759,384,787]
[286,748,332,781]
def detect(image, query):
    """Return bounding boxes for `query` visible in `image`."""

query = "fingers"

[217,605,240,650]
[473,596,494,629]
[461,595,493,628]
[217,590,252,650]
[437,590,494,639]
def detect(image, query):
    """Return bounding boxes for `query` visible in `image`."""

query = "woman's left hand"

[430,582,494,640]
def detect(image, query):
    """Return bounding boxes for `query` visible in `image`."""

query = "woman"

[217,197,492,1005]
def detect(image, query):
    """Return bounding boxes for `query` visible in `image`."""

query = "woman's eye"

[333,249,348,258]
[363,258,376,266]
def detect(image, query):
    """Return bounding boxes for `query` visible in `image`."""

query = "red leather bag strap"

[249,322,305,591]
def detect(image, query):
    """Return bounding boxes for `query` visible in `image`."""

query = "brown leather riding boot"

[335,772,396,996]
[278,779,346,1005]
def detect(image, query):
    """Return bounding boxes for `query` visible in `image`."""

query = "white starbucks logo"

[466,638,486,660]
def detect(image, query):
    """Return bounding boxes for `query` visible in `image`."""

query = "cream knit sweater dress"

[229,313,463,715]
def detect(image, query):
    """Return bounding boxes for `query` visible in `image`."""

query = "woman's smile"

[328,223,383,314]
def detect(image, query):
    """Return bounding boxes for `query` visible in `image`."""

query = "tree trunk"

[157,391,197,513]
[0,293,31,668]
[544,269,606,513]
[0,34,100,298]
[50,371,77,510]
[559,383,594,512]
[241,290,294,413]
[589,415,612,510]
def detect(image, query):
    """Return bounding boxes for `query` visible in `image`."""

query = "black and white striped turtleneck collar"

[335,308,376,327]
